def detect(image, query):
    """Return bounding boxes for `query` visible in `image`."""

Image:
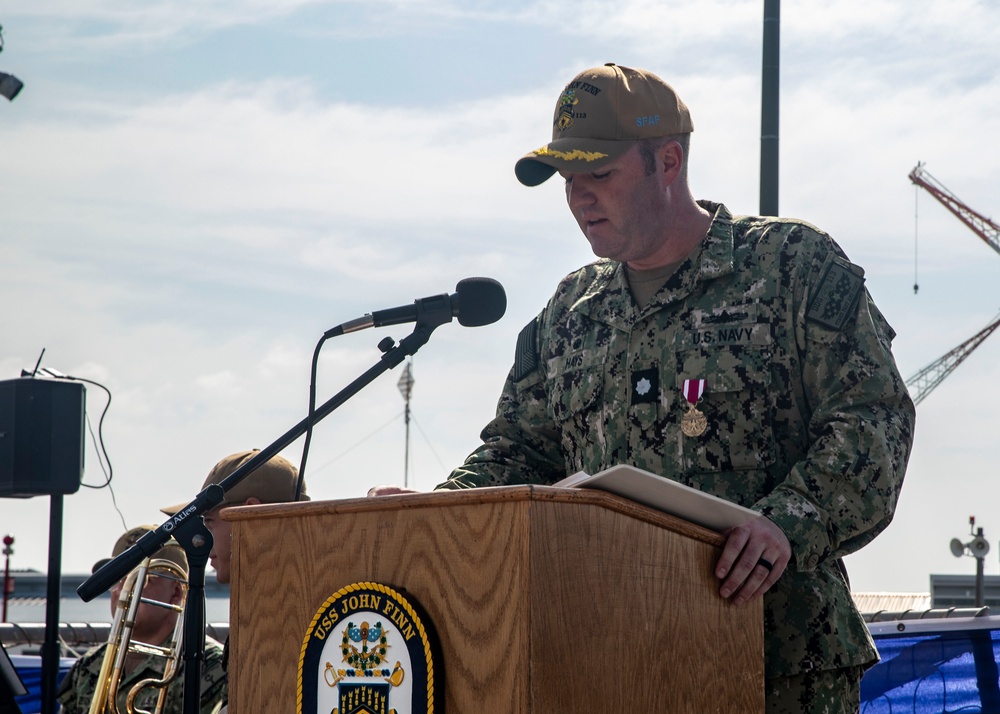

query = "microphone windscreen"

[455,277,507,327]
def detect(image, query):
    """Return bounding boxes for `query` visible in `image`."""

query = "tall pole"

[760,0,780,216]
[397,360,414,488]
[975,526,986,607]
[2,534,13,622]
[952,517,990,608]
[403,398,411,488]
[41,496,64,714]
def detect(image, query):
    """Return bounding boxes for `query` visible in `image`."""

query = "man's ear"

[660,141,684,182]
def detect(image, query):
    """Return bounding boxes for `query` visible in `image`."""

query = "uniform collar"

[570,201,735,326]
[693,200,736,282]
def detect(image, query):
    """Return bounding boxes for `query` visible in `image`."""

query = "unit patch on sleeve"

[513,317,540,382]
[807,256,865,331]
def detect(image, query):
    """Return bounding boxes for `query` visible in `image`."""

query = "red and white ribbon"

[682,378,705,405]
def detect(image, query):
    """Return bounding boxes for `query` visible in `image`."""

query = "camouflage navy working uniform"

[57,637,227,714]
[439,201,916,683]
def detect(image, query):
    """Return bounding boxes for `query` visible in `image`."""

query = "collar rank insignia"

[631,366,659,405]
[298,582,439,714]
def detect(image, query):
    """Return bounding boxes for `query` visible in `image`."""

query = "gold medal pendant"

[681,402,708,437]
[680,378,708,437]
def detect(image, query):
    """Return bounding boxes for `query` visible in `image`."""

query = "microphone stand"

[168,517,212,714]
[77,320,445,714]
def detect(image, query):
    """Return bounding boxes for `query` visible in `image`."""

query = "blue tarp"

[10,656,73,714]
[862,619,1000,713]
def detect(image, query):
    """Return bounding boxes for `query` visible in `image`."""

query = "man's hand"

[367,485,419,496]
[715,516,791,605]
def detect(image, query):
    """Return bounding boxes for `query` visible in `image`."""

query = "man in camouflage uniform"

[57,525,227,714]
[431,64,915,712]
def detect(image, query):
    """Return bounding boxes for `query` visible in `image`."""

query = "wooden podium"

[225,486,764,712]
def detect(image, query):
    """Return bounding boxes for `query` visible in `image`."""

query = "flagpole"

[397,360,414,487]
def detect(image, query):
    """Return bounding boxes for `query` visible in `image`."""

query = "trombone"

[88,557,189,714]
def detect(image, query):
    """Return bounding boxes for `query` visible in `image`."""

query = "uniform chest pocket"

[675,346,775,472]
[547,365,605,473]
[549,366,603,423]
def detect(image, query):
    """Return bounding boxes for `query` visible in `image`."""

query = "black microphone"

[325,277,506,337]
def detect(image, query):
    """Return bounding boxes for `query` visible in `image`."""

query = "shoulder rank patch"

[513,318,540,382]
[807,256,865,331]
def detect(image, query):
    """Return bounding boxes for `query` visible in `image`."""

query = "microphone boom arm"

[78,321,442,602]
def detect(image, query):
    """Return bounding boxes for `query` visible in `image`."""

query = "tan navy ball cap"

[159,449,308,516]
[515,63,694,187]
[92,524,188,576]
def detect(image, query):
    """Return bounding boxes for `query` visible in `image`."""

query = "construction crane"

[906,311,1000,406]
[905,163,1000,406]
[909,163,1000,257]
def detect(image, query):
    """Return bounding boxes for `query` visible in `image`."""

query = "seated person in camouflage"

[57,525,227,714]
[161,449,308,714]
[371,64,916,713]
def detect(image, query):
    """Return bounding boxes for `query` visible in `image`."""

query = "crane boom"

[909,162,1000,256]
[906,313,1000,406]
[905,163,1000,406]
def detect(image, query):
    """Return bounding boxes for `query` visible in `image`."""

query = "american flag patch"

[513,318,539,382]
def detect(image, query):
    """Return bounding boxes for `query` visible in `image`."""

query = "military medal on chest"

[680,378,708,437]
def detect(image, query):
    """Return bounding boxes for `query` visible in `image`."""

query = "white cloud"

[3,0,1000,598]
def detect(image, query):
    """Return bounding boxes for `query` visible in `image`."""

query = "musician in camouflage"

[57,526,227,714]
[437,64,916,712]
[58,637,227,714]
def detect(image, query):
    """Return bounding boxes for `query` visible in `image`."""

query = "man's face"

[559,143,671,268]
[203,508,234,584]
[110,572,182,638]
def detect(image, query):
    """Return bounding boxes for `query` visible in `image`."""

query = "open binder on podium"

[554,463,760,532]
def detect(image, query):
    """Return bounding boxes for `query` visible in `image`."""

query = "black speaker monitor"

[0,377,85,498]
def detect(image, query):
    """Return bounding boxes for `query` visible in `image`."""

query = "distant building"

[852,590,932,618]
[2,568,230,654]
[851,574,1000,624]
[930,574,1000,609]
[3,568,230,601]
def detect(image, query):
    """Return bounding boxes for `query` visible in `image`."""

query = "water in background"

[6,595,231,624]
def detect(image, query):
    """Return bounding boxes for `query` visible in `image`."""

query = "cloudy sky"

[2,0,999,597]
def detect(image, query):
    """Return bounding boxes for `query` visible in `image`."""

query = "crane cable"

[914,181,920,295]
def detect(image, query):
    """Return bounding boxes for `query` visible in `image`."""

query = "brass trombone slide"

[88,557,188,714]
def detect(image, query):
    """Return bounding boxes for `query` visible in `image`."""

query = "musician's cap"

[92,524,188,576]
[159,449,307,516]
